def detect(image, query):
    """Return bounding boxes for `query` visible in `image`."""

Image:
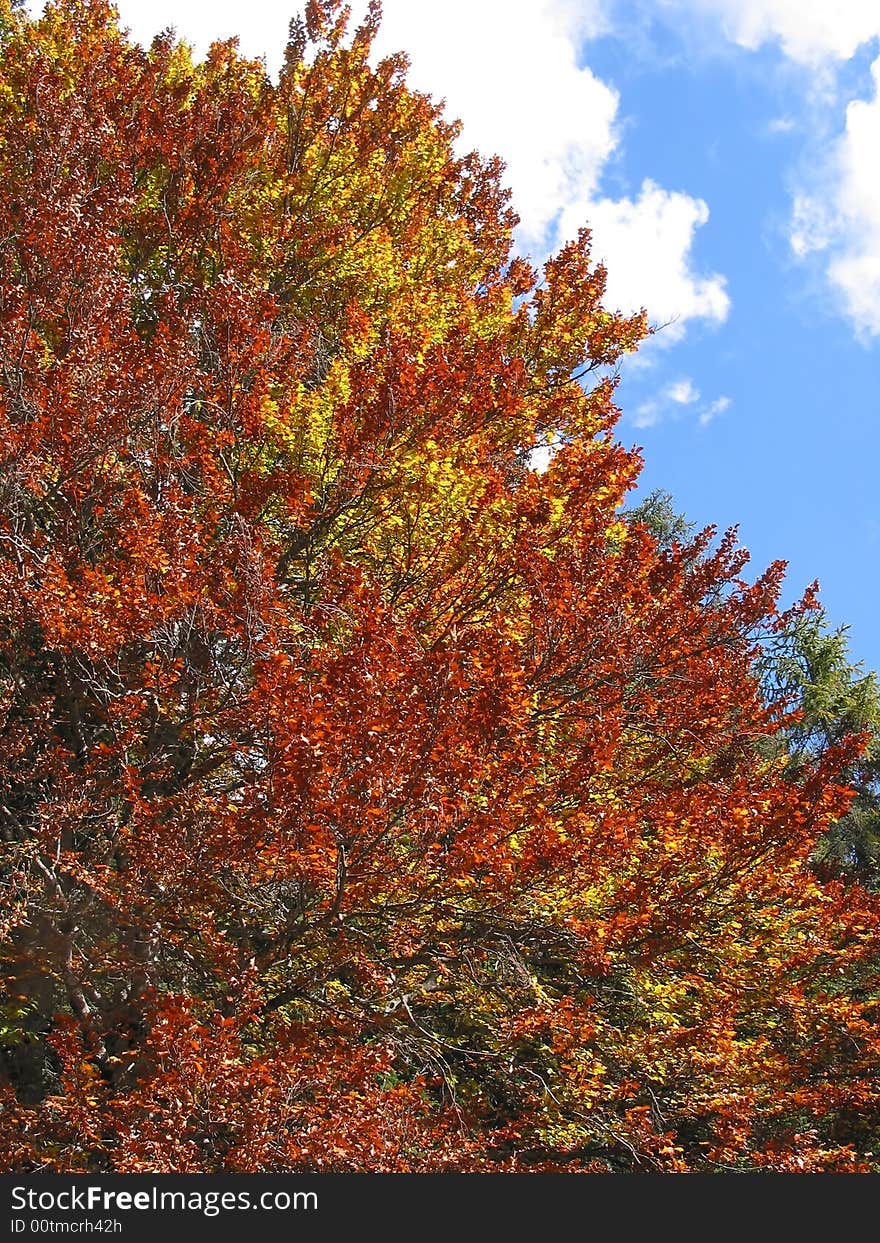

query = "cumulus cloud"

[371,1,617,257]
[668,0,880,338]
[824,59,880,337]
[789,56,880,338]
[107,0,291,68]
[372,4,727,336]
[673,0,880,65]
[564,182,729,336]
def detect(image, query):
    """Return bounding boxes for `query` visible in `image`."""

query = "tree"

[759,609,880,883]
[628,492,880,884]
[2,0,880,1172]
[624,488,694,550]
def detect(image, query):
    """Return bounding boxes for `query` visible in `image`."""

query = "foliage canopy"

[2,0,880,1172]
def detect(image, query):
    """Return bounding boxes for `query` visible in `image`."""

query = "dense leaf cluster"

[2,0,880,1171]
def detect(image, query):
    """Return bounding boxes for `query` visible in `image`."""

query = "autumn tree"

[2,0,880,1172]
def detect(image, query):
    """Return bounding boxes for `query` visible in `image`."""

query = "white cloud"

[698,395,731,425]
[371,4,728,336]
[567,181,729,336]
[630,377,728,429]
[667,377,700,404]
[369,0,617,256]
[792,55,880,337]
[83,0,728,344]
[107,1,291,68]
[790,190,835,258]
[665,1,880,339]
[632,400,661,429]
[674,0,880,65]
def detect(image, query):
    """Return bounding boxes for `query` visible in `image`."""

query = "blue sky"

[582,9,880,672]
[33,1,880,672]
